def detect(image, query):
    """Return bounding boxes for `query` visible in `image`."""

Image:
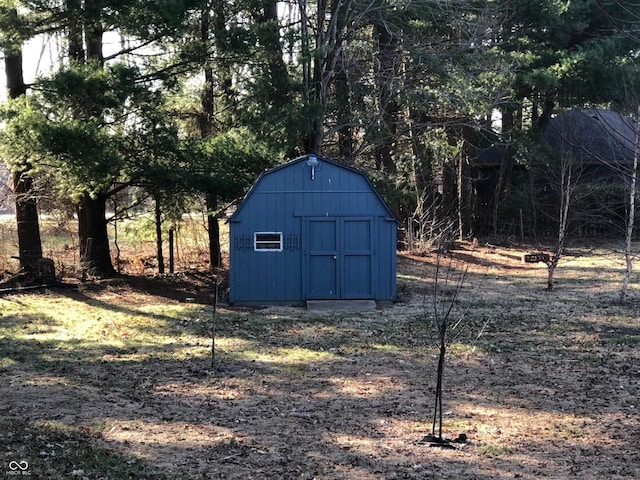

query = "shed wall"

[229,157,396,304]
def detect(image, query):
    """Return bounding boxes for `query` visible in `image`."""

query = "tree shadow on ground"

[2,249,640,479]
[0,417,170,479]
[2,308,640,479]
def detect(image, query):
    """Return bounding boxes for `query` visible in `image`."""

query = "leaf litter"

[1,243,639,479]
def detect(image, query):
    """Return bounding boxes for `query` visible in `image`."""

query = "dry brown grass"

[1,240,639,479]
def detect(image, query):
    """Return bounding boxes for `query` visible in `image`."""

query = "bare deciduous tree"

[540,151,577,290]
[620,107,639,302]
[420,243,486,447]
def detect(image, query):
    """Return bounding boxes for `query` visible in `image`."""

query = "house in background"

[470,108,638,237]
[540,108,637,236]
[228,155,397,306]
[544,108,636,174]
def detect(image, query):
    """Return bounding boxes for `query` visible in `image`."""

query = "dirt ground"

[1,243,639,479]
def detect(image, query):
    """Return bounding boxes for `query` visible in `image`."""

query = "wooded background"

[1,0,640,278]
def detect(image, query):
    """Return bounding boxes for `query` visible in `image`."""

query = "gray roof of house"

[544,108,637,165]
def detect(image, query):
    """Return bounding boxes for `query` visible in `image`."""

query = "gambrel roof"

[229,154,398,223]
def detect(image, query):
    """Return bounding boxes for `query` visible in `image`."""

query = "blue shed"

[228,155,397,305]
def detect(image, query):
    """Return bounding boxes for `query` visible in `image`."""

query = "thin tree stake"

[211,273,219,369]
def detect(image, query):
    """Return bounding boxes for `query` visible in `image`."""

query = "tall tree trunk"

[206,195,221,269]
[305,0,328,154]
[302,0,353,154]
[259,0,290,102]
[85,5,104,66]
[66,0,85,64]
[155,196,164,274]
[441,161,457,232]
[458,125,474,239]
[3,13,43,273]
[212,0,235,129]
[335,58,354,161]
[491,108,516,235]
[12,172,43,271]
[199,3,214,138]
[71,0,114,277]
[201,4,222,269]
[535,99,555,131]
[407,108,431,244]
[373,16,399,173]
[77,192,115,277]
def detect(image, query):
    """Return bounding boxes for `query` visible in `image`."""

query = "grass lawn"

[1,243,639,479]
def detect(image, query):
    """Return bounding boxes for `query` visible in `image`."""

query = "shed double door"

[305,217,374,299]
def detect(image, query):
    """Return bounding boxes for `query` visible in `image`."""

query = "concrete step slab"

[306,300,377,311]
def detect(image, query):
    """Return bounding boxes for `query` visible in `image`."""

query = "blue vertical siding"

[229,155,397,304]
